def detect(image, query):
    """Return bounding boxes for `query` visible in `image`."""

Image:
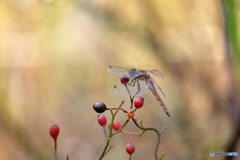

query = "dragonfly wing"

[132,80,149,96]
[146,78,170,117]
[107,66,144,78]
[151,78,166,97]
[113,81,148,97]
[107,66,130,77]
[146,69,163,78]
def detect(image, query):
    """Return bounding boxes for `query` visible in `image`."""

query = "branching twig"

[112,118,130,136]
[107,107,128,113]
[103,126,108,140]
[160,126,167,134]
[159,152,166,160]
[105,146,114,154]
[121,130,141,136]
[98,77,168,160]
[99,100,125,160]
[132,118,166,160]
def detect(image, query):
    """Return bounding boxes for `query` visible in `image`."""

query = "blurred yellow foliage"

[0,0,239,160]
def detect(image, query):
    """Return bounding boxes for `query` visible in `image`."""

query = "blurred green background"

[0,0,239,160]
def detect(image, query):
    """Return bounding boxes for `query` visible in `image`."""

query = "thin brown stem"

[129,154,132,160]
[121,130,140,136]
[105,145,114,154]
[160,126,167,134]
[54,139,57,160]
[103,126,108,140]
[107,107,128,113]
[124,84,134,109]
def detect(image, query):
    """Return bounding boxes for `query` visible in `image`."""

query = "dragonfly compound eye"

[128,68,137,77]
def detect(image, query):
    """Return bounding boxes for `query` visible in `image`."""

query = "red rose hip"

[126,141,135,154]
[120,77,129,84]
[134,97,144,109]
[49,121,60,140]
[98,114,107,126]
[112,120,121,131]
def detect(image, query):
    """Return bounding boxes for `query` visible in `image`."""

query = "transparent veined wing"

[112,80,148,97]
[107,66,145,78]
[107,66,131,77]
[150,78,166,97]
[146,78,170,117]
[146,69,163,78]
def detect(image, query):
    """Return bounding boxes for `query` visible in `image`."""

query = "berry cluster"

[48,74,168,160]
[93,77,167,160]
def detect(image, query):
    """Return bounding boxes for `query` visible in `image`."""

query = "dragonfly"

[107,66,171,117]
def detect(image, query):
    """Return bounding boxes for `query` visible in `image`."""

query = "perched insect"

[107,66,170,117]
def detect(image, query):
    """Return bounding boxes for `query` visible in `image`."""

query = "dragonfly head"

[129,68,137,77]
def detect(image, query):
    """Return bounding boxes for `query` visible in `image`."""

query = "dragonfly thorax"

[129,68,147,78]
[138,74,150,80]
[128,68,137,77]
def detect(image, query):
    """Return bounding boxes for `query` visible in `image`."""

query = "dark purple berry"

[93,102,107,113]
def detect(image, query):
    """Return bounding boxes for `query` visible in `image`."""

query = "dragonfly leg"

[150,78,166,97]
[132,80,141,99]
[128,78,136,87]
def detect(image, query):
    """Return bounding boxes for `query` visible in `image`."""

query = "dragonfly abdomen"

[147,79,171,117]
